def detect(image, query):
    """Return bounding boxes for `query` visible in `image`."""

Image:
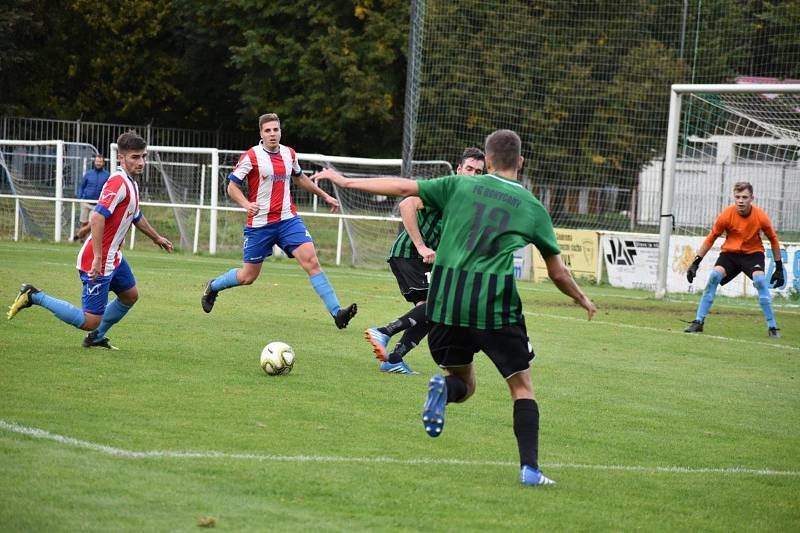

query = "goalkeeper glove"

[687,255,702,283]
[770,261,785,288]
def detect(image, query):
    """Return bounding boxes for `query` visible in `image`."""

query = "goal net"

[655,83,800,298]
[110,144,220,254]
[0,140,99,241]
[402,1,800,234]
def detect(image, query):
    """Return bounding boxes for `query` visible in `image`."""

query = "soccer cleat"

[7,284,39,320]
[379,360,418,375]
[422,374,447,437]
[201,280,218,313]
[334,303,358,329]
[520,465,556,486]
[768,327,781,338]
[364,327,390,361]
[82,330,119,350]
[684,319,704,333]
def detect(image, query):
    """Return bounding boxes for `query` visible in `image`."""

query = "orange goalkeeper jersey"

[702,205,780,255]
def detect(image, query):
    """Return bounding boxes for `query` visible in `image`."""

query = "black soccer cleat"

[768,327,781,338]
[334,303,358,329]
[684,319,704,333]
[201,280,218,314]
[7,284,40,320]
[82,330,119,350]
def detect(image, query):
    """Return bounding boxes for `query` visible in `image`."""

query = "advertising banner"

[514,245,532,280]
[601,233,660,290]
[533,229,599,282]
[603,231,799,298]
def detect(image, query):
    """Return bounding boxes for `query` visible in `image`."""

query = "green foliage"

[225,0,409,155]
[1,0,798,160]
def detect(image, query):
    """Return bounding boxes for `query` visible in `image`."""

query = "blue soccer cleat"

[364,327,390,361]
[422,374,447,437]
[520,465,556,486]
[379,360,418,375]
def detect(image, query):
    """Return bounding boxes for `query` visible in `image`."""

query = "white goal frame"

[655,83,800,299]
[0,140,65,242]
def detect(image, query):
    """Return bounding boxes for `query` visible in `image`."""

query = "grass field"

[1,240,798,532]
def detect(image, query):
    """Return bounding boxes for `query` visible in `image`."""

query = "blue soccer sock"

[95,298,133,338]
[696,270,723,321]
[753,274,777,328]
[210,268,241,292]
[31,291,85,329]
[309,271,341,316]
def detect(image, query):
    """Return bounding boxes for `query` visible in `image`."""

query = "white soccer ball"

[260,342,295,376]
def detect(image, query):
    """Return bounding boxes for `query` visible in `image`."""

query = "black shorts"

[715,252,766,285]
[388,256,431,304]
[427,320,535,379]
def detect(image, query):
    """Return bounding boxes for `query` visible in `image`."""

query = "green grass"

[1,241,798,532]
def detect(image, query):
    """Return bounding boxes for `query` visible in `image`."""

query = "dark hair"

[117,131,147,153]
[484,129,521,171]
[259,113,280,129]
[459,147,485,167]
[733,181,753,195]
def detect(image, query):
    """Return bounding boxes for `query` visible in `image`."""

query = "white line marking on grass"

[2,420,798,477]
[518,284,800,314]
[524,311,800,352]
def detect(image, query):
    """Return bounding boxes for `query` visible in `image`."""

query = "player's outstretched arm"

[134,215,173,253]
[399,197,435,263]
[294,172,339,212]
[544,254,596,320]
[312,168,419,198]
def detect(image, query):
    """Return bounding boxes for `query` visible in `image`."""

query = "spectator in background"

[74,154,110,241]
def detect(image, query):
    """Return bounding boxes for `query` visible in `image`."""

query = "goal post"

[110,143,220,254]
[655,83,800,299]
[0,140,100,242]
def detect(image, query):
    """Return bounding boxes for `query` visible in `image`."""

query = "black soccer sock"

[445,375,468,404]
[387,320,430,363]
[379,303,427,336]
[513,399,540,469]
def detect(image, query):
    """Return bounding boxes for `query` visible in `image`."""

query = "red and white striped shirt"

[230,142,302,227]
[76,169,141,275]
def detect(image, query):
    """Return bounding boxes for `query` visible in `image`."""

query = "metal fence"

[1,116,254,155]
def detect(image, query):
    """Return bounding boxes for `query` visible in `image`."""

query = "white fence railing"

[0,193,401,266]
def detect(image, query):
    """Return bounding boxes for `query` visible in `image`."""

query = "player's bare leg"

[293,242,357,328]
[202,263,261,313]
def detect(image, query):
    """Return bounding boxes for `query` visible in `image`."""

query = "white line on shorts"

[1,420,797,477]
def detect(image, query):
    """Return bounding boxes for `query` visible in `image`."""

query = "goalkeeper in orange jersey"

[684,181,784,337]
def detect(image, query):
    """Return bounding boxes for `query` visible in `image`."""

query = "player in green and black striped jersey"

[364,148,485,375]
[312,130,595,487]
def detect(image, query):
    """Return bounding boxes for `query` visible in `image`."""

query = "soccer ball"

[260,342,295,376]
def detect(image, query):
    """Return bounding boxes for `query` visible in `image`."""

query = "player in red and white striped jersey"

[7,132,173,349]
[201,113,357,329]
